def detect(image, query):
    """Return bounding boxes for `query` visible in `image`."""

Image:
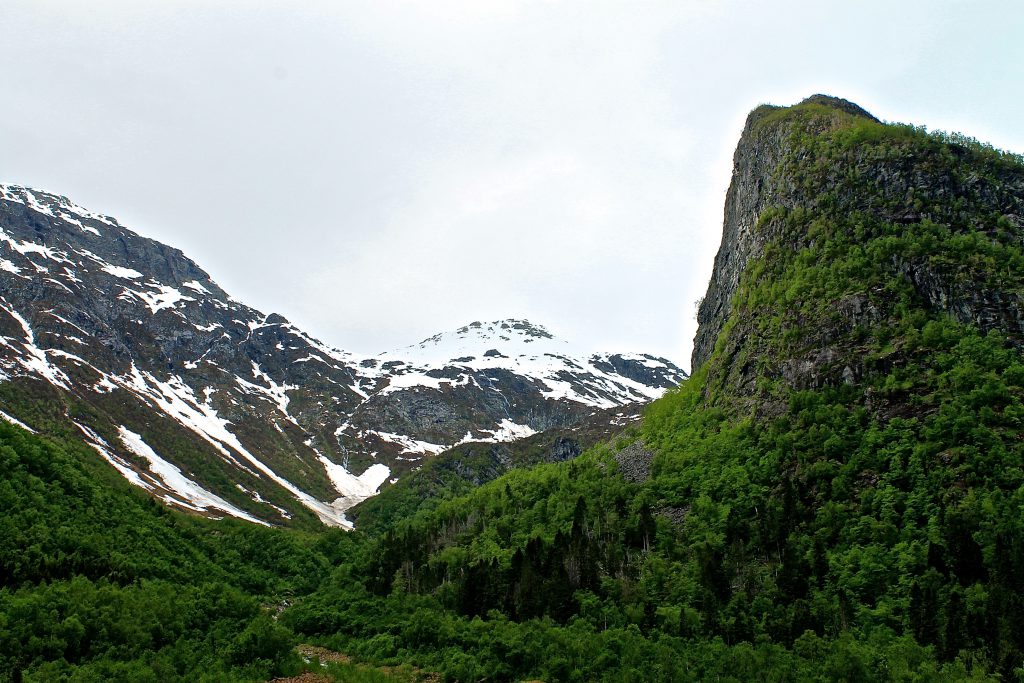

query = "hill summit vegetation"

[3,95,1024,682]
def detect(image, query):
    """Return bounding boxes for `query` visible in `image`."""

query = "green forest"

[4,99,1024,682]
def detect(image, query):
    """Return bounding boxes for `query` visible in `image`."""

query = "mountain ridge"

[5,94,1024,681]
[0,183,685,527]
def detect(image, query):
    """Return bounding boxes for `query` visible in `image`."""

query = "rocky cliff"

[692,95,1024,408]
[311,97,1024,679]
[693,95,880,370]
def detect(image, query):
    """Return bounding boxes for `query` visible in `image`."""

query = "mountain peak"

[0,186,686,526]
[1,183,120,233]
[384,319,573,367]
[797,94,878,121]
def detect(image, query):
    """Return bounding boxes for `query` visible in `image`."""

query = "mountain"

[274,96,1024,680]
[9,93,1023,682]
[0,184,685,528]
[349,401,647,535]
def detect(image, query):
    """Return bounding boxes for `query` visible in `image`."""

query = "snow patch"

[0,298,70,389]
[117,426,269,525]
[101,264,144,279]
[0,409,35,433]
[0,228,72,265]
[111,366,352,527]
[182,280,211,294]
[364,429,447,455]
[119,283,195,314]
[0,184,116,230]
[318,456,391,513]
[74,422,151,489]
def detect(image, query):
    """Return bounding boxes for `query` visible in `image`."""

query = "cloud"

[2,1,1022,368]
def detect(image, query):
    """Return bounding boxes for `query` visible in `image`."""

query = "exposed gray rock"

[658,505,689,527]
[692,96,880,371]
[614,441,654,484]
[0,184,686,526]
[692,94,1024,385]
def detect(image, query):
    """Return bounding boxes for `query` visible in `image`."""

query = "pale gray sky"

[2,1,1022,369]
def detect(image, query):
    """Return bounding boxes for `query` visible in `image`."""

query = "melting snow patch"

[489,419,537,441]
[93,375,118,393]
[0,185,116,231]
[0,409,35,433]
[318,456,391,514]
[117,426,269,525]
[182,280,211,294]
[455,419,537,445]
[0,228,72,265]
[0,299,70,389]
[111,366,353,527]
[74,422,151,490]
[233,362,298,423]
[365,430,447,455]
[119,284,195,314]
[101,264,144,279]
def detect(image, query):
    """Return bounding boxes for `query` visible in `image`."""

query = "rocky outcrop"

[614,441,654,484]
[692,96,879,371]
[692,95,1024,390]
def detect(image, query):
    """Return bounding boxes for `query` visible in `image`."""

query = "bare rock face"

[692,95,1024,396]
[614,441,654,484]
[693,96,881,371]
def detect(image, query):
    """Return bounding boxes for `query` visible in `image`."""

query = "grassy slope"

[351,405,643,535]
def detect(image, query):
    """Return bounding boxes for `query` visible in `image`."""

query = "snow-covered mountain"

[0,184,686,527]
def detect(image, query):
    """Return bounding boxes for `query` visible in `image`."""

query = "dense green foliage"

[0,420,357,681]
[352,411,625,535]
[4,99,1024,681]
[280,102,1024,681]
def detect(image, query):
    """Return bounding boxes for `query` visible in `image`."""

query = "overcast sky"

[2,1,1022,369]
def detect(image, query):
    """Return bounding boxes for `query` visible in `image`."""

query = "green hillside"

[0,419,354,681]
[4,96,1024,682]
[282,98,1024,681]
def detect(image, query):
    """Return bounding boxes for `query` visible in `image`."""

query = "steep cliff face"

[693,95,880,370]
[692,95,1024,407]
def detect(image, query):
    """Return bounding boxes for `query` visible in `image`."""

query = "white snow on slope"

[453,419,538,447]
[378,370,476,395]
[362,429,447,455]
[119,283,195,314]
[317,455,391,512]
[0,299,70,389]
[0,409,35,433]
[75,422,151,489]
[373,319,676,409]
[0,227,73,265]
[182,280,211,294]
[101,264,143,279]
[380,319,576,367]
[486,418,538,442]
[0,181,686,525]
[1,184,115,232]
[246,362,298,421]
[117,426,269,525]
[112,365,354,527]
